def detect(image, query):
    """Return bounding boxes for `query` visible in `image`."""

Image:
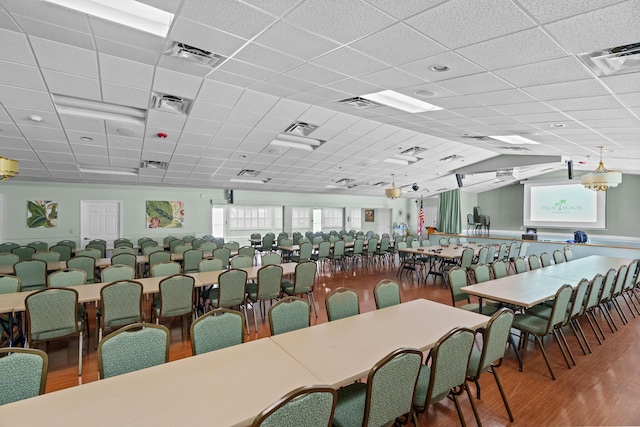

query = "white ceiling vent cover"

[579,42,640,77]
[238,169,261,177]
[151,93,192,115]
[284,122,317,137]
[141,160,168,170]
[164,41,227,67]
[337,97,382,109]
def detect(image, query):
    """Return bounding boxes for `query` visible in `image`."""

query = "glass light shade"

[0,156,19,180]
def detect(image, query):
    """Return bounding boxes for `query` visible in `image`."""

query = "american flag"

[418,199,425,237]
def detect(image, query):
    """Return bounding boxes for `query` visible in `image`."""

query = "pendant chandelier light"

[581,146,622,191]
[0,155,19,180]
[385,174,402,199]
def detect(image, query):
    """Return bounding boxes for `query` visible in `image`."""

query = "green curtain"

[438,189,461,234]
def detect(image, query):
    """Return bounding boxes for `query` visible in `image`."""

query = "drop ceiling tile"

[0,9,22,32]
[284,63,347,86]
[71,143,108,156]
[517,0,623,24]
[284,0,395,44]
[364,0,446,19]
[265,74,316,92]
[90,18,166,52]
[0,29,36,65]
[253,21,339,60]
[436,73,513,95]
[108,148,142,159]
[99,54,154,89]
[189,101,232,121]
[312,47,389,77]
[198,80,244,106]
[94,38,160,66]
[617,93,640,108]
[107,135,143,150]
[156,55,213,79]
[249,82,299,98]
[456,28,566,70]
[351,23,445,66]
[567,108,635,121]
[399,51,486,82]
[256,115,295,132]
[512,112,572,123]
[474,115,522,125]
[523,79,609,101]
[102,82,150,109]
[546,95,624,111]
[146,110,188,131]
[326,79,384,97]
[217,60,278,82]
[467,89,537,106]
[18,124,67,141]
[545,1,640,54]
[493,56,593,88]
[0,60,46,91]
[297,106,338,126]
[5,106,61,128]
[242,0,300,15]
[18,18,93,51]
[168,17,247,57]
[224,108,264,128]
[183,117,222,136]
[216,124,252,140]
[177,133,211,147]
[601,72,640,95]
[181,0,275,39]
[0,85,55,112]
[30,37,98,78]
[491,102,556,115]
[358,68,426,89]
[206,70,258,88]
[265,98,310,119]
[406,0,534,49]
[41,69,101,99]
[234,43,303,73]
[449,106,502,118]
[105,121,145,138]
[234,90,279,114]
[303,86,350,102]
[153,68,202,99]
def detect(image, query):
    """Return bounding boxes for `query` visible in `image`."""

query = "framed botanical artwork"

[27,200,58,228]
[146,201,184,228]
[364,209,375,222]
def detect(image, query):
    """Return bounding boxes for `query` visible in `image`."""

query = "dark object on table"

[574,230,588,243]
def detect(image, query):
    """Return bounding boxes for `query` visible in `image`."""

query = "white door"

[80,201,121,248]
[376,209,391,236]
[211,207,225,238]
[312,208,322,233]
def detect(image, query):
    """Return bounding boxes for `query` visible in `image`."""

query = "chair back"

[157,274,194,318]
[98,323,169,379]
[12,246,36,261]
[216,269,248,308]
[99,280,143,333]
[611,265,628,297]
[514,257,527,274]
[545,285,574,333]
[421,239,431,247]
[67,256,96,284]
[448,267,470,305]
[142,243,161,255]
[476,247,488,265]
[0,242,19,253]
[211,238,225,248]
[238,246,256,258]
[57,240,76,250]
[47,268,86,287]
[191,238,205,249]
[332,240,345,258]
[298,242,314,261]
[183,249,204,274]
[472,264,491,283]
[622,259,638,292]
[76,248,101,259]
[199,242,217,252]
[563,246,573,262]
[114,239,133,248]
[492,260,508,279]
[485,245,496,263]
[230,255,253,269]
[168,239,184,253]
[568,279,590,321]
[352,238,364,256]
[316,241,331,259]
[378,237,390,253]
[183,235,196,243]
[25,288,80,343]
[111,253,136,268]
[584,274,605,311]
[163,236,177,245]
[0,275,21,293]
[252,385,337,427]
[421,327,475,407]
[366,238,377,255]
[86,242,106,258]
[0,348,48,405]
[50,244,72,261]
[261,234,274,251]
[148,251,171,272]
[213,247,232,267]
[410,240,420,249]
[138,237,154,246]
[151,261,181,277]
[553,250,565,264]
[467,309,514,378]
[224,241,240,251]
[528,254,540,270]
[518,241,529,258]
[269,296,310,335]
[0,253,19,267]
[27,241,48,252]
[496,243,507,261]
[438,237,448,246]
[190,309,244,356]
[280,238,293,247]
[325,287,359,321]
[255,265,283,301]
[198,257,224,272]
[101,265,135,282]
[540,252,552,267]
[261,253,282,266]
[173,244,190,255]
[374,279,400,309]
[363,348,422,427]
[13,259,47,292]
[598,268,617,305]
[459,248,474,270]
[291,261,317,294]
[507,242,518,260]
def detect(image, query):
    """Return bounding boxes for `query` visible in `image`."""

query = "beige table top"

[461,255,630,308]
[0,260,67,275]
[0,338,322,427]
[196,263,297,286]
[398,243,484,259]
[0,292,24,315]
[271,298,489,388]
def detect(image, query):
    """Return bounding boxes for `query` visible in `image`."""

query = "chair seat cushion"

[512,313,548,335]
[460,303,498,316]
[526,305,551,319]
[31,322,82,341]
[246,283,258,301]
[281,279,294,295]
[333,382,366,427]
[414,364,449,406]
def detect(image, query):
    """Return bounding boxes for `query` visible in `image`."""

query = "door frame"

[80,200,123,245]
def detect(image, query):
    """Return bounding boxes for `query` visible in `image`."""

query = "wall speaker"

[225,189,234,204]
[455,173,464,188]
[567,160,573,180]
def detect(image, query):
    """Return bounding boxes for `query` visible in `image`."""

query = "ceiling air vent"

[439,154,463,162]
[335,178,356,185]
[284,122,317,137]
[141,160,168,170]
[151,93,192,115]
[499,146,531,152]
[237,169,260,177]
[578,42,640,77]
[400,146,427,156]
[369,181,388,187]
[337,97,382,109]
[461,135,491,140]
[164,41,227,67]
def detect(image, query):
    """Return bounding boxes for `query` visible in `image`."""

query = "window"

[323,208,344,229]
[229,207,271,230]
[211,207,224,237]
[350,208,361,230]
[292,207,311,229]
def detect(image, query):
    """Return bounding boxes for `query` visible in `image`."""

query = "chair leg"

[464,382,482,427]
[78,331,83,376]
[570,318,591,354]
[533,335,556,380]
[253,300,258,333]
[612,297,628,324]
[307,292,318,318]
[553,328,575,368]
[451,392,467,427]
[491,366,514,422]
[585,311,603,344]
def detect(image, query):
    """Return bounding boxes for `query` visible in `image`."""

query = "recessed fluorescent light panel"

[53,94,146,125]
[229,177,269,184]
[489,135,540,145]
[361,90,443,113]
[79,167,138,176]
[43,0,174,37]
[269,134,323,151]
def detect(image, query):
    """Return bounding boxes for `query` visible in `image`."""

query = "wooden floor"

[38,260,640,426]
